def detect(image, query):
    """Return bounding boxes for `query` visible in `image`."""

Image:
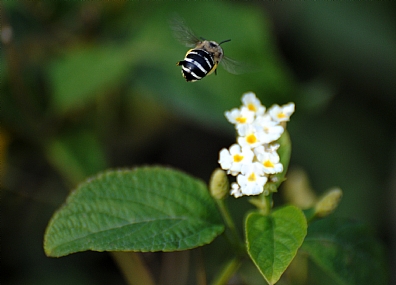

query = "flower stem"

[215,199,245,255]
[210,257,242,285]
[248,192,273,215]
[262,192,272,215]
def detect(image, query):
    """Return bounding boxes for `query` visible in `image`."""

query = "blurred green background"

[1,1,395,284]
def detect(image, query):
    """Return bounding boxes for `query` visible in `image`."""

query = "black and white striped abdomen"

[177,49,215,82]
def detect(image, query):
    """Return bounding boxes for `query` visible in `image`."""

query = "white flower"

[218,91,295,198]
[230,182,243,198]
[225,106,255,127]
[254,146,283,174]
[237,124,268,149]
[268,102,295,123]
[218,144,254,176]
[237,163,267,196]
[254,115,284,143]
[265,143,280,153]
[241,92,265,116]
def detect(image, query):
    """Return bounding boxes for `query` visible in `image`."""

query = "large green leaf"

[44,167,224,257]
[245,206,307,285]
[301,217,388,285]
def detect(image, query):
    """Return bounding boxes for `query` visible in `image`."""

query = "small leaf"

[246,205,307,285]
[301,217,388,285]
[44,167,224,257]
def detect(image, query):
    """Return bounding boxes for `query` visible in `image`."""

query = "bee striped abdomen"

[177,49,215,82]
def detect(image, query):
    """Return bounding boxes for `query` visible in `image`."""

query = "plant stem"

[111,252,155,285]
[216,199,245,254]
[262,192,272,215]
[249,192,273,215]
[210,257,242,285]
[211,199,246,284]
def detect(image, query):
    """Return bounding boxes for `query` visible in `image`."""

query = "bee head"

[209,41,219,48]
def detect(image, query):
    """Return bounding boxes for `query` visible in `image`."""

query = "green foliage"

[44,1,295,128]
[3,1,393,284]
[302,217,388,285]
[46,130,107,184]
[48,45,134,114]
[44,167,224,257]
[245,206,307,285]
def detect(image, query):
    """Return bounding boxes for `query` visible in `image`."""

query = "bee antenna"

[200,37,206,41]
[219,39,231,45]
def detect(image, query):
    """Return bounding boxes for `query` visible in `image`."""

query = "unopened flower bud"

[209,169,229,200]
[314,188,343,218]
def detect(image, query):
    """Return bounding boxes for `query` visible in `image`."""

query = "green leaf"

[48,45,134,114]
[301,217,388,285]
[245,206,307,285]
[46,130,107,184]
[44,167,225,257]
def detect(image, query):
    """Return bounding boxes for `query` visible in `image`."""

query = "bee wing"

[220,56,250,75]
[170,15,200,48]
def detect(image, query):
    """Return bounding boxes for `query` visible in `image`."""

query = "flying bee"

[171,16,243,82]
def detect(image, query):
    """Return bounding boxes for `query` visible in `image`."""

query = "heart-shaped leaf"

[245,205,307,285]
[44,167,225,257]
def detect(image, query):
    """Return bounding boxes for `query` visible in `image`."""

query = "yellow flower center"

[236,116,247,123]
[277,112,286,119]
[263,160,274,168]
[233,154,244,163]
[247,103,256,112]
[246,134,257,144]
[248,172,257,182]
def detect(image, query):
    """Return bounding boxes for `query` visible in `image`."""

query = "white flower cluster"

[218,92,295,198]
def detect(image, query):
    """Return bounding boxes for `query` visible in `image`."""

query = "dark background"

[2,2,395,284]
